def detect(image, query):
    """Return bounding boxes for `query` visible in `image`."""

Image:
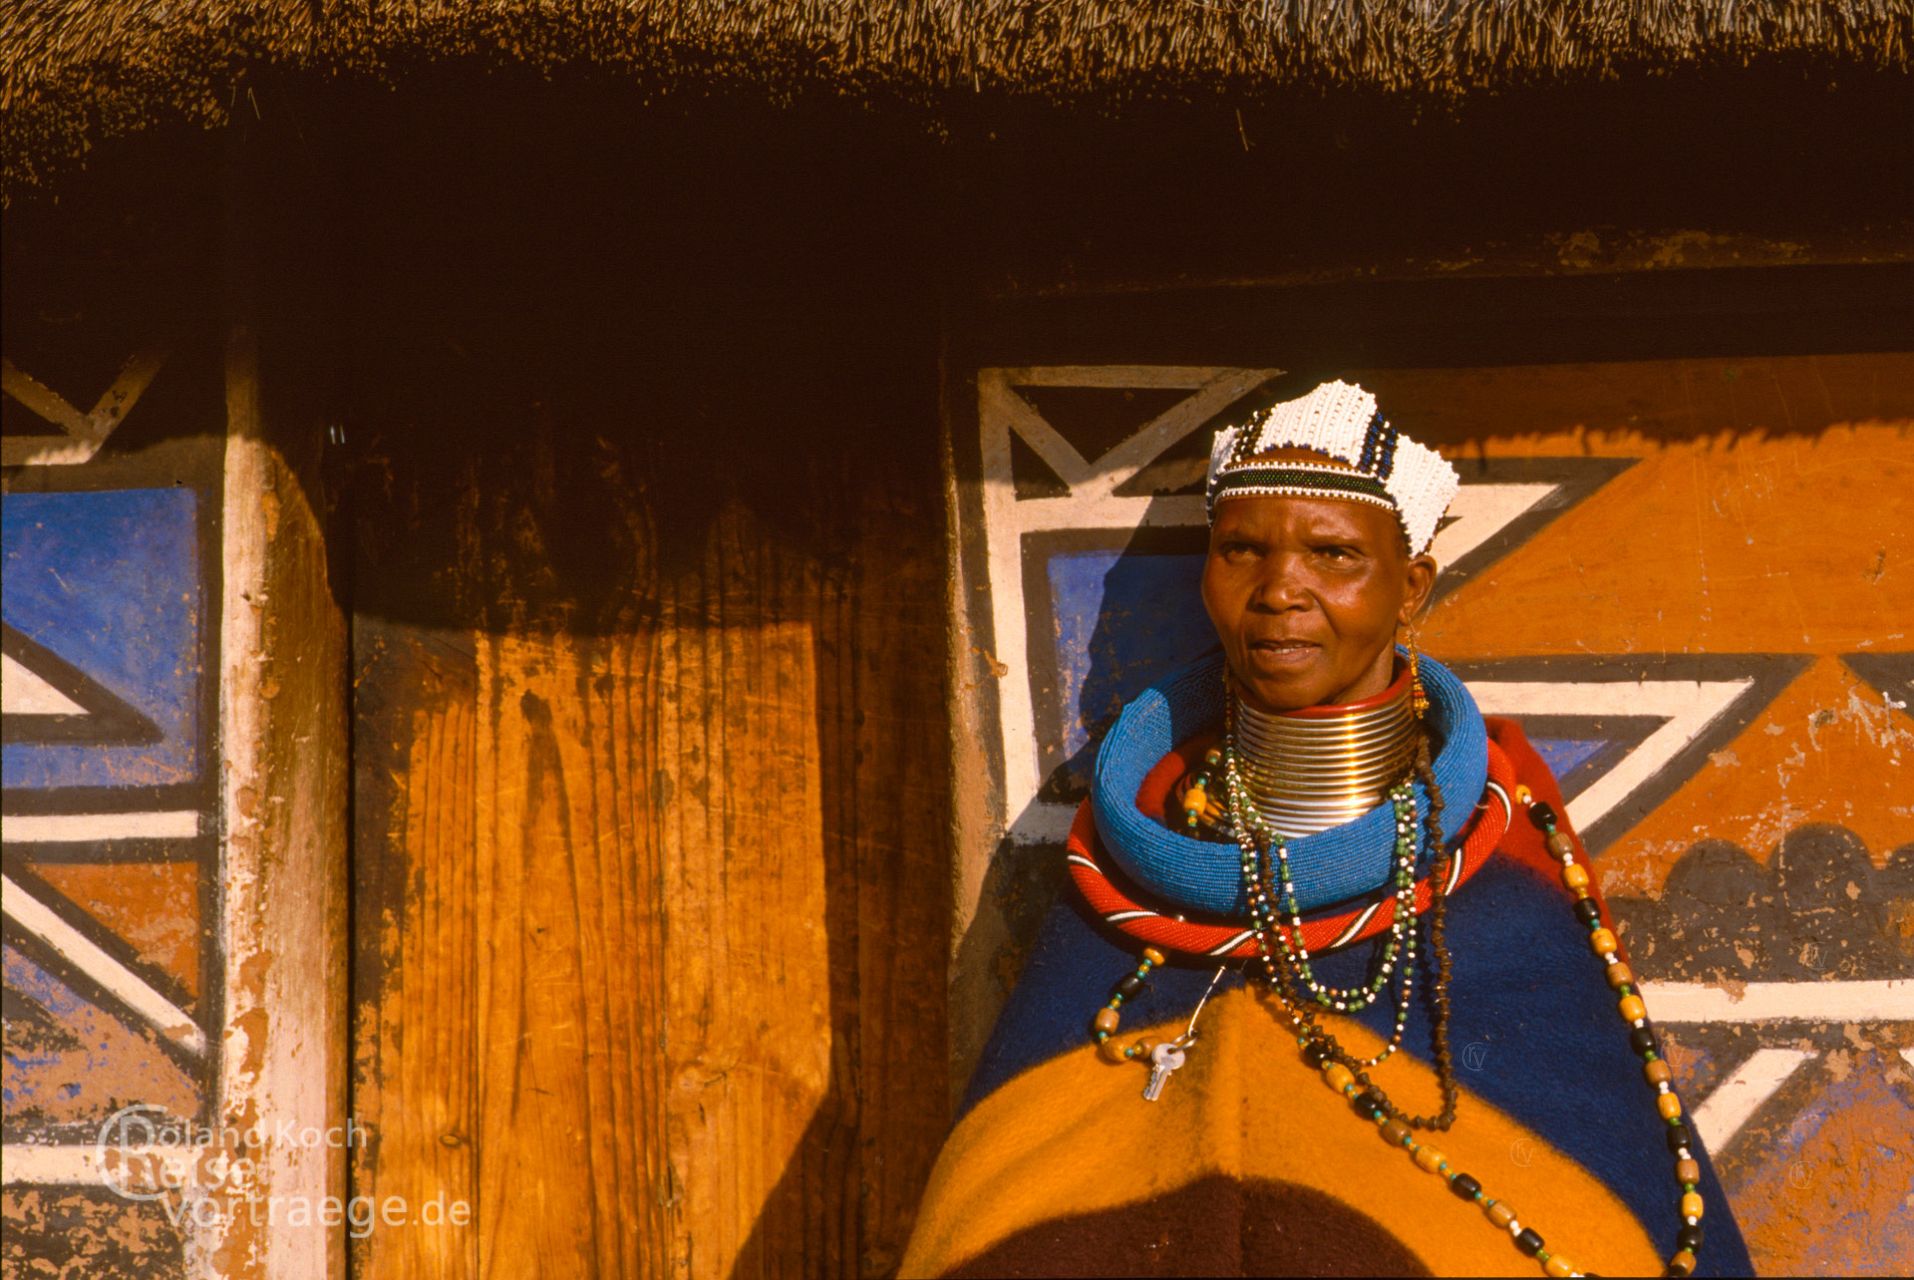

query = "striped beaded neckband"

[1090,650,1490,920]
[1062,744,1511,962]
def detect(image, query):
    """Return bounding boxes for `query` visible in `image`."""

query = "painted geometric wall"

[950,353,1914,1277]
[2,345,219,1278]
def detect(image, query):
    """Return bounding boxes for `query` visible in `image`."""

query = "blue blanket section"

[2,488,201,789]
[962,858,1754,1276]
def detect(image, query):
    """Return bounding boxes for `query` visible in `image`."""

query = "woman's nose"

[1248,555,1309,611]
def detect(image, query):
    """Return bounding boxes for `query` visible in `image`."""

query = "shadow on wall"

[950,506,1224,1093]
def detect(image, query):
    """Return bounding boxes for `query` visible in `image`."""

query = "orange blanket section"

[900,989,1660,1278]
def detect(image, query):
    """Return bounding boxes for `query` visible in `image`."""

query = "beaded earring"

[1404,625,1430,720]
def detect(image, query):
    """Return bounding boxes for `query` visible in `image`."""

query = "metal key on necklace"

[1139,965,1234,1103]
[1143,1041,1187,1102]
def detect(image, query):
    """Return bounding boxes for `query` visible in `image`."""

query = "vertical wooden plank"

[651,509,833,1278]
[349,623,480,1278]
[473,631,601,1275]
[834,460,957,1280]
[454,507,843,1277]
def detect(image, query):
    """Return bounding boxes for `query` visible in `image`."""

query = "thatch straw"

[5,2,1910,190]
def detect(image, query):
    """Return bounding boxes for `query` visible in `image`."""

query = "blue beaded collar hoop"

[1089,649,1489,921]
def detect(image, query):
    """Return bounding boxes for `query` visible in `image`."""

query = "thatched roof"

[6,2,1910,192]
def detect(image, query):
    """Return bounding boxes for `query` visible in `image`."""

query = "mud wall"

[3,150,356,1280]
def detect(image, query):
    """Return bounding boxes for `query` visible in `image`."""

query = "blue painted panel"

[1049,550,1212,760]
[1,943,198,1126]
[1531,736,1610,780]
[2,489,200,788]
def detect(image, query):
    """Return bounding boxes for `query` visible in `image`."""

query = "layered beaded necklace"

[1230,683,1465,1130]
[1227,693,1423,1066]
[1083,688,1710,1277]
[1270,793,1710,1279]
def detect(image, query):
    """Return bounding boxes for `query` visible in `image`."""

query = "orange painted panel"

[29,859,201,1000]
[1423,424,1914,657]
[1604,658,1914,894]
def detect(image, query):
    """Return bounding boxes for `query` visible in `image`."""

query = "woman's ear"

[1400,554,1438,624]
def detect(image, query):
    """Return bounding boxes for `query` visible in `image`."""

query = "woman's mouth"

[1246,638,1321,669]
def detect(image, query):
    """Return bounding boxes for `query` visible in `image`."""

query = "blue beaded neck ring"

[1090,649,1488,921]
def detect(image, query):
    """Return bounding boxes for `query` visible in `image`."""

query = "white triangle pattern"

[1,651,88,717]
[1428,483,1558,571]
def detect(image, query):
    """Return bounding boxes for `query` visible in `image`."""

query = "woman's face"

[1202,493,1436,713]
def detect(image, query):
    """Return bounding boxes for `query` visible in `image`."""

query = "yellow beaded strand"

[1090,947,1168,1065]
[1299,786,1709,1280]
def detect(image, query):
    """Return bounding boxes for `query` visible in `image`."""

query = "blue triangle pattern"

[1532,737,1613,780]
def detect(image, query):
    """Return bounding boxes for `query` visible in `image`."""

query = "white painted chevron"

[1465,676,1753,837]
[1689,1047,1816,1153]
[0,872,205,1056]
[1,349,168,468]
[1428,483,1557,569]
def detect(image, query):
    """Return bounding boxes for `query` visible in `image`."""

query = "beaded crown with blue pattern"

[1206,380,1459,556]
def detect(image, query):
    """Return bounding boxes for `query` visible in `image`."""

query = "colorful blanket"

[903,719,1753,1278]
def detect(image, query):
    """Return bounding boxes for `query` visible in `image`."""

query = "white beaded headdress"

[1206,379,1459,556]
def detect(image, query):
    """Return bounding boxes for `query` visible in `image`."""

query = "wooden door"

[342,302,954,1278]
